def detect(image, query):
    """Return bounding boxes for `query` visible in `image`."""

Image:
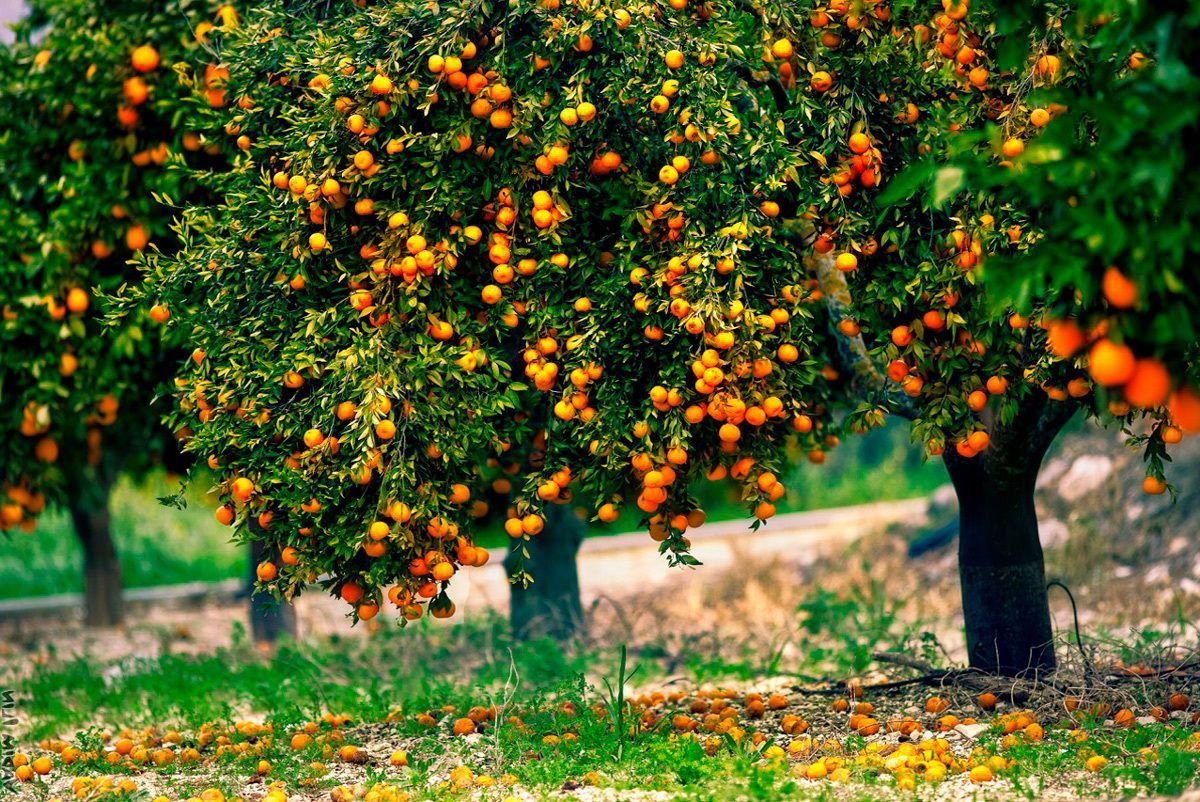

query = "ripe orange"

[969,765,993,783]
[1143,475,1167,495]
[810,70,833,92]
[1169,386,1200,432]
[66,287,89,314]
[1123,358,1170,408]
[1087,339,1136,386]
[231,477,254,502]
[1101,266,1137,308]
[1046,319,1085,357]
[848,132,870,154]
[370,73,393,95]
[131,44,160,72]
[256,562,278,582]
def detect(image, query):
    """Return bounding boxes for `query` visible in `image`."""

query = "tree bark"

[505,502,584,642]
[943,393,1077,676]
[68,478,123,628]
[247,530,297,645]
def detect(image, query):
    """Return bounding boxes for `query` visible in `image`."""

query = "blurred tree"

[0,0,233,627]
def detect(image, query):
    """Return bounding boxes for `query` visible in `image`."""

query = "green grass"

[1,422,946,599]
[6,605,1200,801]
[0,474,245,600]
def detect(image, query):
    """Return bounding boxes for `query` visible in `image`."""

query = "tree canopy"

[0,0,234,532]
[105,0,1199,626]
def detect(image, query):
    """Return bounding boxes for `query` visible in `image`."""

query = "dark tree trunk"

[68,478,123,628]
[505,502,584,642]
[247,530,297,645]
[943,392,1077,676]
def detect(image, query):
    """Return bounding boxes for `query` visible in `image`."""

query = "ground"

[3,423,1199,801]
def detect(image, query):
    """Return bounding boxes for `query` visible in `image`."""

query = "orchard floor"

[5,506,1200,802]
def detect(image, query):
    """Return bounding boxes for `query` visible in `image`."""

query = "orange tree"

[0,0,236,625]
[127,0,1197,673]
[880,0,1200,670]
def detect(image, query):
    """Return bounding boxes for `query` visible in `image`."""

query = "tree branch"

[807,248,919,420]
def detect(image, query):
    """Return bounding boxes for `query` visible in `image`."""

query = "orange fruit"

[1102,266,1137,308]
[231,476,254,502]
[1001,138,1024,158]
[1087,339,1135,386]
[131,44,160,72]
[1123,358,1170,408]
[1169,386,1200,432]
[1046,320,1085,357]
[65,287,89,314]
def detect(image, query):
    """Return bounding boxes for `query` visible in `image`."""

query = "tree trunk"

[505,502,584,642]
[247,531,297,645]
[68,480,123,628]
[943,393,1076,676]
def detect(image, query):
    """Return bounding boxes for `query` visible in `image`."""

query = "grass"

[1,423,946,599]
[5,591,1200,801]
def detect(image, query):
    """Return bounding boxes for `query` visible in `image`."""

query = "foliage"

[900,0,1200,476]
[115,0,1198,622]
[0,0,234,533]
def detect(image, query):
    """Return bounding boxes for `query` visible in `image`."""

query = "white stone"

[953,723,989,740]
[1040,519,1070,549]
[1055,455,1114,502]
[1145,564,1170,584]
[1038,457,1069,488]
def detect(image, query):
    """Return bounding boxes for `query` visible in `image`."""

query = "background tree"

[127,0,1197,674]
[0,0,237,627]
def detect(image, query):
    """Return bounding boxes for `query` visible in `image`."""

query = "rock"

[1040,519,1070,549]
[928,484,958,517]
[1169,536,1190,555]
[1145,564,1170,584]
[1055,455,1114,502]
[953,723,989,740]
[1038,457,1069,489]
[1114,565,1134,579]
